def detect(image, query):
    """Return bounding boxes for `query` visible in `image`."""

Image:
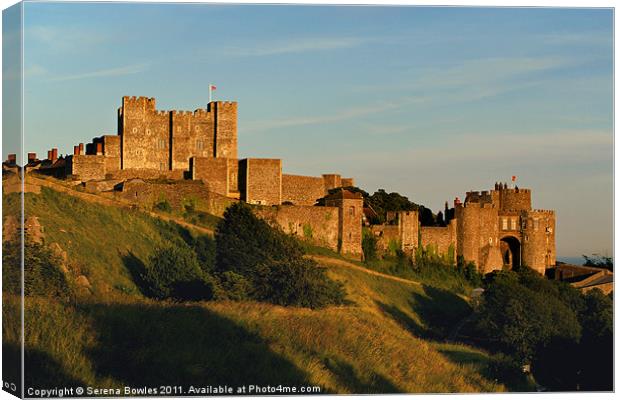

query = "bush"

[3,240,71,298]
[215,271,252,301]
[215,202,346,308]
[362,229,378,262]
[143,246,213,301]
[153,198,172,213]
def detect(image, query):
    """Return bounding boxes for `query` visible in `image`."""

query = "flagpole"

[209,83,212,103]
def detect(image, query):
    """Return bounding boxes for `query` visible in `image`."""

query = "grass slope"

[3,186,524,393]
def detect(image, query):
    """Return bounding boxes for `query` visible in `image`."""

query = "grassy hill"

[3,185,532,393]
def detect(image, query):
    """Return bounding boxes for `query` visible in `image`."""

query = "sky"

[3,3,613,258]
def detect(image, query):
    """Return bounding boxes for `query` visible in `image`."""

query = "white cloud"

[223,36,371,57]
[49,64,148,82]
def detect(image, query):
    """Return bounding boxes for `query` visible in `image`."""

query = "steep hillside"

[3,185,530,393]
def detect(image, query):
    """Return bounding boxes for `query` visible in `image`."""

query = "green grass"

[2,186,534,393]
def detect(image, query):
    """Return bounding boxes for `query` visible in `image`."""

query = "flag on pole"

[511,175,517,182]
[208,84,217,103]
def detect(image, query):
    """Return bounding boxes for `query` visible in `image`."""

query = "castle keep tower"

[325,189,363,259]
[117,96,238,171]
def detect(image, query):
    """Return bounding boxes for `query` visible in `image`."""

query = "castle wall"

[322,174,342,191]
[456,203,503,273]
[254,205,339,251]
[240,158,282,205]
[227,158,240,196]
[114,180,235,217]
[102,135,121,173]
[281,174,326,205]
[370,225,401,253]
[420,219,457,261]
[341,178,355,187]
[106,169,185,181]
[190,157,229,196]
[65,155,106,181]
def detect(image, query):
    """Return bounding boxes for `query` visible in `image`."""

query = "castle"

[15,96,556,273]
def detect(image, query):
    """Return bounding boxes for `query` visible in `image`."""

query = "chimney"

[79,143,84,155]
[454,197,461,207]
[51,148,58,162]
[74,146,80,156]
[27,153,36,163]
[47,150,52,160]
[96,143,103,155]
[7,154,16,166]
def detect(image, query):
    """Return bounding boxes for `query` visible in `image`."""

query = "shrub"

[3,240,71,298]
[153,198,172,213]
[215,202,345,308]
[216,271,252,301]
[362,229,378,262]
[143,246,213,301]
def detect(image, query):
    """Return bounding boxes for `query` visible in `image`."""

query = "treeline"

[321,186,452,227]
[468,267,612,391]
[142,202,346,309]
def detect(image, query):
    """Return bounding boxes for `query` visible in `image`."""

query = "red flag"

[511,175,517,182]
[210,85,217,91]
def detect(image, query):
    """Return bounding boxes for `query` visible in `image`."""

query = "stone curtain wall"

[190,157,230,196]
[114,180,235,217]
[281,174,326,205]
[420,219,458,262]
[102,135,121,173]
[254,205,339,250]
[65,155,106,181]
[241,158,282,205]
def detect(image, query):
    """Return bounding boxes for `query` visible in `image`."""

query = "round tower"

[521,210,556,275]
[456,202,480,268]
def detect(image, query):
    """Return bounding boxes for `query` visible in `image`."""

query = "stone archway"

[500,236,521,269]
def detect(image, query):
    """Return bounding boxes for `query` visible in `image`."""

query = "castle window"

[132,127,137,134]
[196,139,204,151]
[349,206,355,216]
[156,138,166,150]
[511,218,517,230]
[160,162,166,171]
[502,218,508,230]
[534,220,539,230]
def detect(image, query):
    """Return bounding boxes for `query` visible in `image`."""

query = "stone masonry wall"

[420,219,457,261]
[102,135,121,173]
[190,157,229,196]
[241,158,282,205]
[114,180,235,217]
[281,174,326,205]
[120,96,170,171]
[170,109,214,171]
[65,155,106,181]
[214,102,238,159]
[254,205,339,251]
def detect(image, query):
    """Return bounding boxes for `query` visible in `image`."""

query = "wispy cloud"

[27,25,110,52]
[49,64,148,82]
[355,56,576,102]
[540,31,612,46]
[223,36,371,57]
[244,99,418,133]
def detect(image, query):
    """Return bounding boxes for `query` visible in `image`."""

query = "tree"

[143,245,213,301]
[215,202,346,308]
[582,254,613,271]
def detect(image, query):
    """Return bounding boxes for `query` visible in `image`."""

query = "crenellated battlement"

[529,209,555,215]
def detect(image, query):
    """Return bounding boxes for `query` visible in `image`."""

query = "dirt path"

[309,255,421,286]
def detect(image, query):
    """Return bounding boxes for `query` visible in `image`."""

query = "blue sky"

[4,3,613,258]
